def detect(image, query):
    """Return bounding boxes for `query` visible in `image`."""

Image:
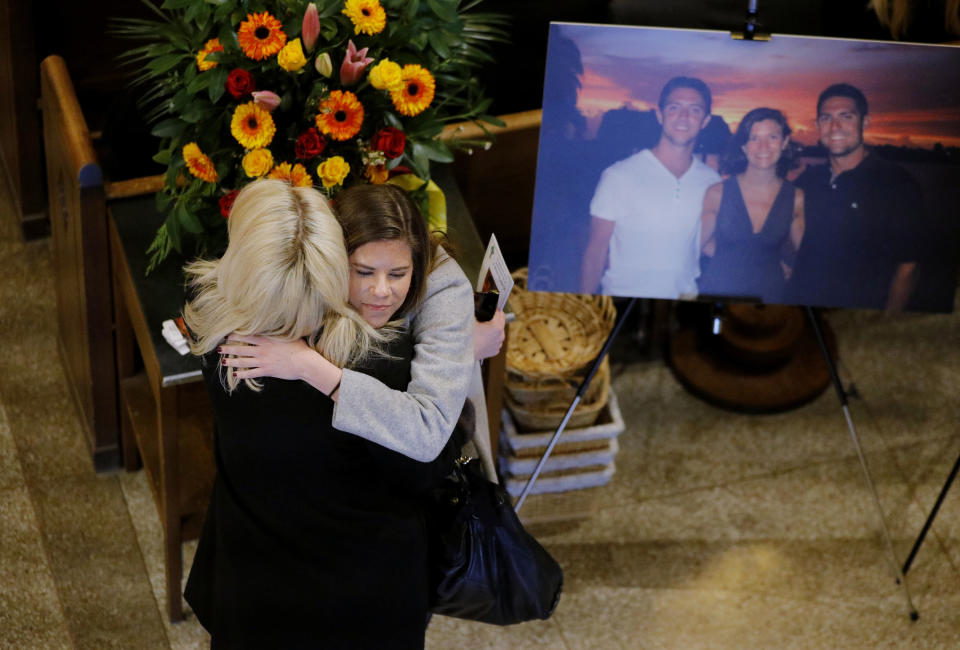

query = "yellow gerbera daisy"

[315,91,364,141]
[342,0,386,36]
[230,102,277,149]
[196,38,223,72]
[182,143,218,183]
[237,12,287,61]
[390,64,436,117]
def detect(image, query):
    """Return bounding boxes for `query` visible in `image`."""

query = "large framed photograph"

[527,23,960,312]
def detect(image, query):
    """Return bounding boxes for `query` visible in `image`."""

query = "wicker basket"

[504,358,611,432]
[506,269,616,379]
[506,357,609,406]
[512,486,606,525]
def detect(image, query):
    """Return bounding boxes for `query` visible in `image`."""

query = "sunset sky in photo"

[552,23,960,150]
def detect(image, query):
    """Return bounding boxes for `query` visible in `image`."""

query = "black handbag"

[427,456,563,625]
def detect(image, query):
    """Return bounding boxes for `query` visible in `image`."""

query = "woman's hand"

[473,310,506,361]
[219,334,317,381]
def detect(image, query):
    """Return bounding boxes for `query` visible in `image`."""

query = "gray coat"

[332,253,491,469]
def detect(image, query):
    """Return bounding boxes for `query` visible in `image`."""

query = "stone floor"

[2,170,959,648]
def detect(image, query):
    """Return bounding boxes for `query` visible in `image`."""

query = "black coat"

[185,334,459,649]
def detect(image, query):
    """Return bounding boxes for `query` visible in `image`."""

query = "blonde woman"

[217,188,504,477]
[183,180,467,647]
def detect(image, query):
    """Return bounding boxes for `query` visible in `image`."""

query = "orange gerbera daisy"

[182,142,218,183]
[268,162,313,187]
[390,64,435,117]
[289,163,313,187]
[237,12,287,61]
[230,102,276,149]
[315,90,364,141]
[196,38,223,71]
[365,164,389,184]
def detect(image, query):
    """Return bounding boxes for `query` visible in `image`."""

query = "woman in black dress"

[698,107,805,303]
[182,180,460,648]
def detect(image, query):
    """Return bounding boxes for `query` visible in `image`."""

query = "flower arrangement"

[115,0,506,272]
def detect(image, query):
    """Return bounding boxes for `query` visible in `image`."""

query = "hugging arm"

[221,254,481,461]
[332,254,475,461]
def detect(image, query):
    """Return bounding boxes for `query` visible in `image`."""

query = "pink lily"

[339,39,373,86]
[251,90,282,112]
[301,3,320,52]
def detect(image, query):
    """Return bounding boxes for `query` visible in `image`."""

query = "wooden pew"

[40,55,120,471]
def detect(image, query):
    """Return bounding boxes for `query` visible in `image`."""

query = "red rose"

[225,68,256,99]
[372,127,406,159]
[295,128,326,159]
[219,190,239,219]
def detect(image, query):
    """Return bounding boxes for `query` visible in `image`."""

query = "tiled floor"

[1,170,958,648]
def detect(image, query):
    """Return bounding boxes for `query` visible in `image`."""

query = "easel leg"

[806,307,918,621]
[902,450,960,575]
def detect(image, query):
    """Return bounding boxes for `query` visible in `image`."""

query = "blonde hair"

[184,179,384,392]
[870,0,960,39]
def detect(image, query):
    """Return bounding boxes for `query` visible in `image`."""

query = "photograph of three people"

[527,23,960,313]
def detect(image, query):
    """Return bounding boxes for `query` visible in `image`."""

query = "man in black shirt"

[789,83,925,311]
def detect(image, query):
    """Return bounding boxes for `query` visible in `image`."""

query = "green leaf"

[478,114,506,128]
[183,0,201,24]
[180,100,209,123]
[145,224,172,276]
[152,149,173,165]
[174,200,206,234]
[385,156,403,171]
[384,112,403,129]
[207,67,229,103]
[409,32,428,51]
[319,19,339,40]
[148,53,189,75]
[427,30,451,59]
[403,0,420,21]
[184,60,198,85]
[214,1,234,21]
[161,0,196,10]
[155,190,174,212]
[166,211,183,253]
[218,23,240,54]
[151,118,188,138]
[318,1,342,18]
[417,138,454,163]
[472,97,493,115]
[194,2,212,30]
[408,143,431,177]
[186,70,213,94]
[426,0,458,23]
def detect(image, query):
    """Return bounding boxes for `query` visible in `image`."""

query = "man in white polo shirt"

[580,76,721,299]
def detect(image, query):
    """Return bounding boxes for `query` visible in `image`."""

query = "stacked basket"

[500,270,625,522]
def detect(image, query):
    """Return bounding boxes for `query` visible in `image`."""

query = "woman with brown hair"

[698,108,805,303]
